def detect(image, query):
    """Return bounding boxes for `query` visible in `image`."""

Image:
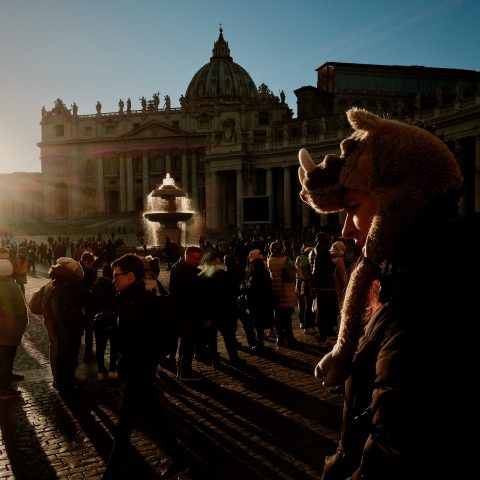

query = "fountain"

[143,173,194,246]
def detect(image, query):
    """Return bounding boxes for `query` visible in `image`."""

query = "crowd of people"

[1,106,479,479]
[0,229,350,478]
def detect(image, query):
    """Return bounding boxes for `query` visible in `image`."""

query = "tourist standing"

[309,233,338,345]
[169,246,203,381]
[267,241,297,347]
[295,243,315,334]
[102,254,188,480]
[43,257,86,394]
[0,248,28,400]
[80,251,98,362]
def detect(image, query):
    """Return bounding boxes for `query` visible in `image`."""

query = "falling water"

[142,173,195,247]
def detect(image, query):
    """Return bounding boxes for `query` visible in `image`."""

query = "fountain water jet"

[143,173,194,246]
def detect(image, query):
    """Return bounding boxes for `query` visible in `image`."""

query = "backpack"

[281,256,296,283]
[28,281,53,315]
[297,253,312,281]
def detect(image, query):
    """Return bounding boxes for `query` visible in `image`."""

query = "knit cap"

[0,258,13,276]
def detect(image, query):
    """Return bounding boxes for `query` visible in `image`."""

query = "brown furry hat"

[50,257,84,281]
[299,108,463,386]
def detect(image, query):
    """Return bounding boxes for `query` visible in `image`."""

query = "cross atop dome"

[212,24,231,60]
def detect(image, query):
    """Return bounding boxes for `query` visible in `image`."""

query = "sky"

[0,0,478,174]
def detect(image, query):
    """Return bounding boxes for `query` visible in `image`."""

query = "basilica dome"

[184,28,257,107]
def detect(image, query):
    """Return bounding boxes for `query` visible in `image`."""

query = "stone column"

[205,170,212,230]
[283,166,292,230]
[43,159,55,219]
[266,167,273,227]
[211,171,219,231]
[142,152,149,201]
[236,169,243,229]
[70,154,81,217]
[191,153,198,209]
[96,156,105,213]
[119,153,126,212]
[181,151,188,192]
[476,136,480,212]
[126,152,134,212]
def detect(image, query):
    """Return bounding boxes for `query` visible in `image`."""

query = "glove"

[314,350,350,387]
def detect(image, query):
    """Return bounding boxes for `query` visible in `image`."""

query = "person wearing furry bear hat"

[298,108,480,479]
[43,256,87,394]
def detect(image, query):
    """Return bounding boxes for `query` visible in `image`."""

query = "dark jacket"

[241,267,274,327]
[322,212,480,480]
[115,282,159,379]
[91,276,116,315]
[44,274,87,338]
[169,259,202,326]
[200,266,240,323]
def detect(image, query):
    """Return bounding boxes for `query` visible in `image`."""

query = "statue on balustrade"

[153,92,160,110]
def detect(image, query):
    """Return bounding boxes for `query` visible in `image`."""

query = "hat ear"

[347,107,381,131]
[298,148,316,173]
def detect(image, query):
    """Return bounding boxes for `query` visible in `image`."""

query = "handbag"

[28,282,52,315]
[92,308,119,336]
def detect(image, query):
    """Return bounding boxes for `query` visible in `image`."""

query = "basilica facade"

[32,28,480,238]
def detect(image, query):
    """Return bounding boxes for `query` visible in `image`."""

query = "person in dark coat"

[80,251,98,362]
[198,251,244,366]
[102,254,188,480]
[168,246,203,381]
[91,264,118,380]
[239,258,274,352]
[298,108,480,479]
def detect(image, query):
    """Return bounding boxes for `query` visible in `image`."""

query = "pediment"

[123,120,185,139]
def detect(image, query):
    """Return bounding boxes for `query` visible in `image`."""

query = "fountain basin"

[143,212,193,224]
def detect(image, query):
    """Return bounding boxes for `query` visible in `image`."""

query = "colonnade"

[42,133,480,231]
[45,149,203,220]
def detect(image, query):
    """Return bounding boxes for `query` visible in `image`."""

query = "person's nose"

[341,213,355,240]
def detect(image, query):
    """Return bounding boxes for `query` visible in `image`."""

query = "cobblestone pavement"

[0,263,342,480]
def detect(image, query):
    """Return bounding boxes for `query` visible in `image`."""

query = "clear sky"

[0,0,478,174]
